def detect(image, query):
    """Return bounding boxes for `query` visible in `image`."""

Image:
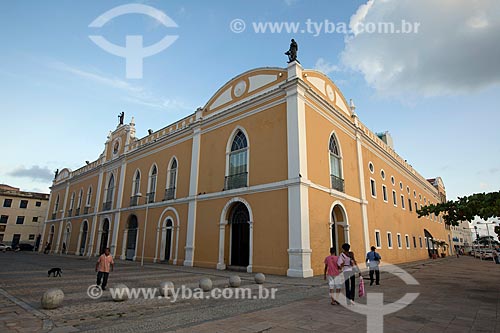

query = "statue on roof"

[118,112,124,125]
[285,39,299,63]
[54,169,59,179]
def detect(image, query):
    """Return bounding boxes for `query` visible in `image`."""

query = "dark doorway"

[424,229,434,258]
[164,219,173,262]
[126,215,138,260]
[99,219,110,255]
[229,203,250,267]
[12,234,21,249]
[80,221,88,255]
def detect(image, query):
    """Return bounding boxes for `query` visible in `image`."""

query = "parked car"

[481,250,494,260]
[0,243,12,251]
[16,243,34,251]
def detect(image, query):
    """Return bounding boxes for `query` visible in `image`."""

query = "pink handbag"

[359,278,365,297]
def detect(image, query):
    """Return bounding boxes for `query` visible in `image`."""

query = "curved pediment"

[55,168,72,183]
[302,70,352,118]
[203,67,288,115]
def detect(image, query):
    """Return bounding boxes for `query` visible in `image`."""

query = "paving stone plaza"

[0,252,498,332]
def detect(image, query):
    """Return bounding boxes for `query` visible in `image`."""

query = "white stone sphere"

[199,277,213,291]
[229,275,241,288]
[41,288,64,309]
[111,283,129,302]
[159,281,175,297]
[254,273,266,284]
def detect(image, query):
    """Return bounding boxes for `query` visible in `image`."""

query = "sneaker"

[370,281,374,286]
[102,287,106,291]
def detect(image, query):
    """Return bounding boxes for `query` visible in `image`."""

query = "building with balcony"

[41,62,452,276]
[0,184,49,249]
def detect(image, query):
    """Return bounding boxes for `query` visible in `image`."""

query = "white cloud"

[50,62,191,111]
[314,58,339,75]
[7,165,53,182]
[340,0,500,96]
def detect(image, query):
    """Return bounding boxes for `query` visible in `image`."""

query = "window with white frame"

[77,189,83,209]
[380,169,385,180]
[105,174,114,205]
[405,234,410,249]
[419,236,423,248]
[401,195,405,209]
[54,194,59,212]
[413,236,417,248]
[397,233,402,249]
[133,170,141,196]
[375,230,381,248]
[86,186,92,207]
[165,158,178,200]
[387,232,393,249]
[392,190,397,206]
[226,130,248,190]
[329,134,344,192]
[69,192,75,210]
[382,185,388,202]
[368,161,374,173]
[370,178,376,197]
[148,165,157,203]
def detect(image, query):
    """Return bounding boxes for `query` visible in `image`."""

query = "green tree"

[417,191,500,239]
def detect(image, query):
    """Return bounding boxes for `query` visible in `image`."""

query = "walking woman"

[338,243,360,305]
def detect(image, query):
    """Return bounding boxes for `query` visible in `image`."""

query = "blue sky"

[1,0,499,213]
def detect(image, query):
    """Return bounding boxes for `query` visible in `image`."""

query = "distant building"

[0,184,49,249]
[450,220,474,253]
[42,62,452,276]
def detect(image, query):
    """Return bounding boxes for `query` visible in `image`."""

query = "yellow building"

[42,62,451,277]
[0,184,49,249]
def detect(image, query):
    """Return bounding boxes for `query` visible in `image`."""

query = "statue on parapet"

[285,39,299,63]
[54,169,59,179]
[118,112,124,125]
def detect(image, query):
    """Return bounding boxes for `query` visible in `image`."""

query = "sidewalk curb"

[0,287,54,332]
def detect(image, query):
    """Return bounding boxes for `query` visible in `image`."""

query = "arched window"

[52,195,59,219]
[104,174,114,210]
[69,192,75,216]
[226,130,248,190]
[329,134,344,192]
[131,170,141,206]
[85,186,92,214]
[165,158,177,200]
[76,189,83,215]
[147,165,157,203]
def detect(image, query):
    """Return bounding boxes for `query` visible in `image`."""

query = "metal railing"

[67,209,73,217]
[146,192,155,204]
[51,213,56,220]
[102,201,112,211]
[164,188,175,201]
[75,208,80,216]
[83,206,89,215]
[224,172,248,190]
[130,195,140,207]
[330,174,345,192]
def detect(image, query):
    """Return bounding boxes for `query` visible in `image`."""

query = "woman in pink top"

[324,247,342,305]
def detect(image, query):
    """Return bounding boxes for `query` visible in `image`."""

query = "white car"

[0,243,12,251]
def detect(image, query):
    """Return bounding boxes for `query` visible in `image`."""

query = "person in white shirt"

[337,243,359,305]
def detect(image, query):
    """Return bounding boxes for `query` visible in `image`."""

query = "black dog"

[48,268,62,277]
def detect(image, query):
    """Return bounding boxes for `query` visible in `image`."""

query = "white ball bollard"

[254,273,265,284]
[111,283,129,302]
[159,281,175,297]
[229,275,241,288]
[199,277,213,292]
[41,288,64,309]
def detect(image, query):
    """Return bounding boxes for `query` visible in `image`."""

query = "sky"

[1,0,499,234]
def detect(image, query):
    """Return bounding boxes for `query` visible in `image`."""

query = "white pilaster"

[111,161,127,257]
[184,112,202,266]
[354,119,370,254]
[285,61,313,278]
[55,183,70,253]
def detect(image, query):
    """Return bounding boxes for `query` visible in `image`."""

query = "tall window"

[148,165,157,203]
[226,130,248,190]
[165,158,177,200]
[86,187,92,206]
[392,190,397,206]
[77,189,83,208]
[382,185,388,202]
[54,195,60,214]
[69,192,75,216]
[370,179,376,197]
[329,134,344,192]
[375,230,381,248]
[397,233,402,249]
[387,232,393,249]
[133,170,141,196]
[104,174,114,210]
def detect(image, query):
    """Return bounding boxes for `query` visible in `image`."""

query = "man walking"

[95,247,114,290]
[366,246,381,285]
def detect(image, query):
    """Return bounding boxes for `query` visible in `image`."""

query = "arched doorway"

[63,223,71,254]
[330,203,349,255]
[424,229,434,258]
[99,219,110,255]
[80,221,88,256]
[229,202,250,268]
[163,219,173,263]
[126,215,138,260]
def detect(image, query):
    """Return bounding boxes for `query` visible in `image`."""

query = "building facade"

[451,220,474,254]
[42,62,452,277]
[0,184,49,248]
